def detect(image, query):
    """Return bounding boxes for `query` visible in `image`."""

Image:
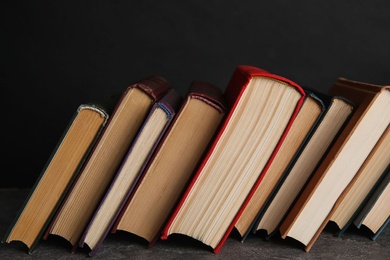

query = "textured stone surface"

[1,189,389,259]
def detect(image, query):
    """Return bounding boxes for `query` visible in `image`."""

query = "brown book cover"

[279,77,390,251]
[111,80,227,249]
[42,76,171,252]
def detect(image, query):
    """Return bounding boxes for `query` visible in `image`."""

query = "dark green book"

[1,95,119,254]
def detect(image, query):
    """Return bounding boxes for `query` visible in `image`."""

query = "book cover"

[42,76,171,252]
[251,92,354,239]
[78,89,182,256]
[235,90,326,241]
[1,97,118,254]
[111,80,227,248]
[279,78,390,252]
[161,65,305,253]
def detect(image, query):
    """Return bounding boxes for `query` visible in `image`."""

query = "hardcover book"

[253,93,354,238]
[111,81,227,248]
[161,65,305,253]
[42,76,171,251]
[79,89,182,256]
[279,77,390,251]
[2,98,117,253]
[235,90,326,241]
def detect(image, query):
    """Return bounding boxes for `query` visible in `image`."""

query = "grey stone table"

[1,189,389,259]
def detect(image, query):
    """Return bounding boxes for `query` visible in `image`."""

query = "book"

[330,125,390,235]
[253,94,354,238]
[279,77,390,252]
[111,80,227,247]
[42,76,171,251]
[353,169,390,240]
[235,90,326,241]
[1,98,117,253]
[161,65,306,253]
[78,89,182,256]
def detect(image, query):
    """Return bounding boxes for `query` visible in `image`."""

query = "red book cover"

[161,65,305,253]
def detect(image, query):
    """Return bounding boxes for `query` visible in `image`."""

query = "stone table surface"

[1,188,389,259]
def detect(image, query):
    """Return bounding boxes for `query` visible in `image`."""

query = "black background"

[2,0,390,188]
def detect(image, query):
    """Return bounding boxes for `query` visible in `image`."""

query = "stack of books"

[2,65,390,256]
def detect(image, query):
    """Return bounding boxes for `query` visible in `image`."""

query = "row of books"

[2,65,390,256]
